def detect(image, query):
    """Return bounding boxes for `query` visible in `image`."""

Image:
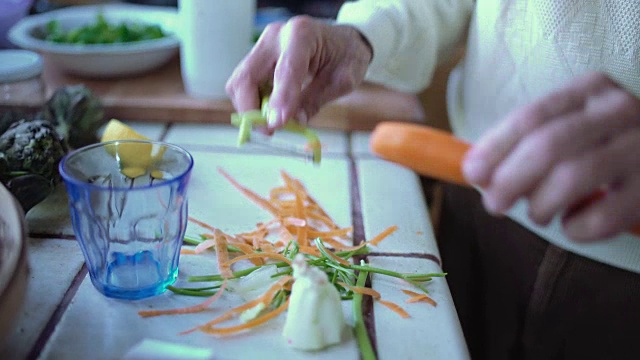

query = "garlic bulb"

[283,255,345,351]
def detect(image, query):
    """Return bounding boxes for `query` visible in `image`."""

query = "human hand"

[225,16,373,131]
[462,73,640,241]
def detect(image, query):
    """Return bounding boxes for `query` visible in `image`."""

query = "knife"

[369,121,640,236]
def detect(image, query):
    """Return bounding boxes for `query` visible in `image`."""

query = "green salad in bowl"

[44,13,167,45]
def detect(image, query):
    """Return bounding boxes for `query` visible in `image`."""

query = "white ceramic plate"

[8,4,179,78]
[0,183,28,345]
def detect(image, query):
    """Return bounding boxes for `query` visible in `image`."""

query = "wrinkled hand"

[463,73,640,241]
[225,16,372,131]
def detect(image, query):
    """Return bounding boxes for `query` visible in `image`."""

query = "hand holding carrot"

[225,16,372,132]
[463,72,640,241]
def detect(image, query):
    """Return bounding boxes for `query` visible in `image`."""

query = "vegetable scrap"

[231,96,322,163]
[138,168,445,356]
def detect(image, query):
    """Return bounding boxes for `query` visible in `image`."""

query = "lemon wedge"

[100,119,156,177]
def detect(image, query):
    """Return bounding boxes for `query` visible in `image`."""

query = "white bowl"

[8,4,179,78]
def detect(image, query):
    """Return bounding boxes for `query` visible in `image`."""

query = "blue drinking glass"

[59,140,194,300]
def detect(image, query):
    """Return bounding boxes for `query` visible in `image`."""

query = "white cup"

[178,0,256,99]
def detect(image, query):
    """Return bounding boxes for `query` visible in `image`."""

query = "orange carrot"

[180,248,197,255]
[368,225,398,246]
[213,230,233,279]
[138,281,228,318]
[369,122,470,186]
[194,239,216,254]
[307,227,353,239]
[199,300,289,336]
[218,167,281,217]
[225,252,292,266]
[377,299,411,319]
[406,294,438,307]
[339,283,381,299]
[182,276,292,335]
[188,216,218,233]
[401,289,422,297]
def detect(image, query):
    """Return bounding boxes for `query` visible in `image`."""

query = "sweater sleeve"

[336,0,474,93]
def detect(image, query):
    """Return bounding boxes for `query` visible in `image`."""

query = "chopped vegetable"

[231,97,322,163]
[140,169,446,357]
[283,255,345,351]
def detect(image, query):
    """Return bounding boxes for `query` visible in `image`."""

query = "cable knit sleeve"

[336,0,474,93]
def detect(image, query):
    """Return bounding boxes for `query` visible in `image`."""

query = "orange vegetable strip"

[294,190,307,245]
[218,167,280,217]
[180,248,197,255]
[369,122,470,186]
[298,246,322,257]
[283,217,306,227]
[138,281,228,318]
[188,216,217,233]
[181,297,266,335]
[232,242,264,266]
[226,252,292,266]
[307,211,339,229]
[339,283,381,299]
[321,238,367,252]
[401,289,422,297]
[184,276,292,335]
[307,228,353,238]
[260,275,293,305]
[377,299,411,319]
[213,230,233,279]
[368,225,398,246]
[194,239,216,254]
[406,294,438,307]
[199,300,290,336]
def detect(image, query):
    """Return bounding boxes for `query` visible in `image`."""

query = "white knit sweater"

[337,0,640,273]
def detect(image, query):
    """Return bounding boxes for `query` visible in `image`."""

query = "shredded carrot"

[298,246,322,257]
[180,248,197,255]
[194,239,216,254]
[213,230,233,279]
[218,167,281,217]
[401,289,422,297]
[406,294,437,307]
[339,283,381,299]
[182,276,292,335]
[138,281,228,318]
[307,227,353,238]
[368,225,398,246]
[232,242,265,266]
[199,300,290,336]
[188,216,217,233]
[294,190,307,245]
[377,299,411,319]
[226,252,292,266]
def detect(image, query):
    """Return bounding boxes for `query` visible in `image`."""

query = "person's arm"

[337,0,474,93]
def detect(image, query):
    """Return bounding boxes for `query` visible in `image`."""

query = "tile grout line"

[348,134,378,356]
[27,264,88,360]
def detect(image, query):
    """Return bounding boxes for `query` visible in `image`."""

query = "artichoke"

[0,119,67,211]
[40,84,106,149]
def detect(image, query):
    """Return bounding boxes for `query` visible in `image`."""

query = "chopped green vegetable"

[230,97,322,163]
[44,13,167,45]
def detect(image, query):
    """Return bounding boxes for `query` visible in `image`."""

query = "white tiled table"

[3,122,469,360]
